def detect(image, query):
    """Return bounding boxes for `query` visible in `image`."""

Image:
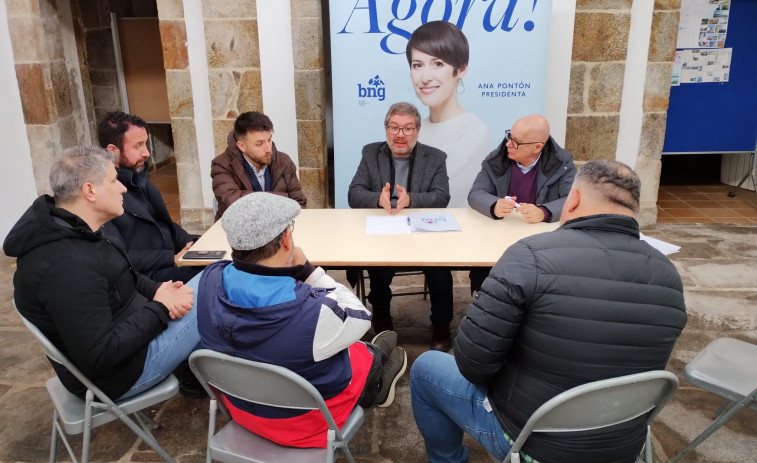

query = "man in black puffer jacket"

[410,160,687,463]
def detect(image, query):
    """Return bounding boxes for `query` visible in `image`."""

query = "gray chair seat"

[488,371,679,463]
[189,349,365,463]
[14,300,179,463]
[668,337,757,463]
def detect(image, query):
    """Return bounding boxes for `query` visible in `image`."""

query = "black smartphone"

[183,250,226,260]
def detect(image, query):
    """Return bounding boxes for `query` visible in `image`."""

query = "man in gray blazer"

[348,102,454,351]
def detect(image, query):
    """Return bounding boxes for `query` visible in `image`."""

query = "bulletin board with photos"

[663,0,757,154]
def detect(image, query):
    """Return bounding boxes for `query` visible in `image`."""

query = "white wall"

[183,0,215,209]
[0,2,38,243]
[616,0,654,168]
[544,0,576,146]
[257,0,298,168]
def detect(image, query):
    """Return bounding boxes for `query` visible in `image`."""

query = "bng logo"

[357,75,386,104]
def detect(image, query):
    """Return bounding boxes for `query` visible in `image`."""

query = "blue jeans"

[118,273,203,400]
[410,350,512,463]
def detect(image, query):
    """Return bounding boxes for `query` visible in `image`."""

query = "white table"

[178,208,558,268]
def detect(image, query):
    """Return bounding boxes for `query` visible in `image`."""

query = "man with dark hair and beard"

[98,111,201,283]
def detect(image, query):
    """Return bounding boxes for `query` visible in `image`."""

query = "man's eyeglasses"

[386,126,417,136]
[505,130,543,149]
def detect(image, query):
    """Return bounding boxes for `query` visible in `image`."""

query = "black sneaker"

[371,330,398,361]
[375,346,407,408]
[173,360,207,399]
[179,378,208,399]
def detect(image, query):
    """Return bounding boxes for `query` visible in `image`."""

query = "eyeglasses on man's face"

[505,130,543,150]
[386,126,417,136]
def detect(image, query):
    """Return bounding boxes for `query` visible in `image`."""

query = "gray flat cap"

[222,193,301,250]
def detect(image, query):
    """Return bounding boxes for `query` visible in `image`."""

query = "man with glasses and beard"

[348,102,454,352]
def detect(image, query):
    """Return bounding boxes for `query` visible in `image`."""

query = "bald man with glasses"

[467,115,576,292]
[469,115,576,224]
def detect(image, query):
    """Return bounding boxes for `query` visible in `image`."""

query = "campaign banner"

[329,0,553,208]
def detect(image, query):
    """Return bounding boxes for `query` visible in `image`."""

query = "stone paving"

[1,222,755,463]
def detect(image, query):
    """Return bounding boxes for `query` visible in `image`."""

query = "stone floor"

[1,222,755,463]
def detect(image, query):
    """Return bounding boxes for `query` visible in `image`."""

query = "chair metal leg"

[82,390,95,463]
[325,429,336,463]
[118,413,177,463]
[341,446,356,463]
[711,399,732,420]
[206,399,217,463]
[52,418,77,463]
[668,393,755,463]
[135,410,160,431]
[644,425,652,463]
[49,410,59,463]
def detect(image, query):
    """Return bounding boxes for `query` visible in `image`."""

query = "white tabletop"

[178,208,559,268]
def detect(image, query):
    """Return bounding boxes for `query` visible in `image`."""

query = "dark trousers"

[367,267,453,326]
[469,267,492,294]
[357,343,383,408]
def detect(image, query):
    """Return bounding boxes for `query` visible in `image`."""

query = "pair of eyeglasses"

[289,221,295,234]
[386,126,417,135]
[505,130,543,149]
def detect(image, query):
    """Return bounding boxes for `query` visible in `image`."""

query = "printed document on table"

[409,212,462,233]
[366,216,411,235]
[640,233,681,256]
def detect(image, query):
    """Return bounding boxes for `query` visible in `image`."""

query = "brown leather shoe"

[430,323,452,352]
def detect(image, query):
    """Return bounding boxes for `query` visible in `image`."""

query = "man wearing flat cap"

[196,193,407,448]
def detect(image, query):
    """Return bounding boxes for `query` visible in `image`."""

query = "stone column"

[566,3,631,163]
[291,0,328,208]
[201,1,262,157]
[78,0,120,129]
[567,1,679,227]
[156,0,211,233]
[7,0,80,194]
[636,3,679,225]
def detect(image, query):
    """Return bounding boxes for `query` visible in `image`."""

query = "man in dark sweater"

[467,115,576,292]
[4,147,200,400]
[411,160,687,463]
[99,111,202,283]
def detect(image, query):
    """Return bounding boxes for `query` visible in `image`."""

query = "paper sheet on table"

[409,212,462,232]
[640,233,681,256]
[366,216,411,235]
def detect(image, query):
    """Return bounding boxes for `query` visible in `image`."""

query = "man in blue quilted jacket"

[410,159,687,463]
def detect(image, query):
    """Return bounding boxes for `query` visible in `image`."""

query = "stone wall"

[6,0,83,194]
[200,0,263,157]
[567,0,679,226]
[78,0,121,126]
[291,0,329,208]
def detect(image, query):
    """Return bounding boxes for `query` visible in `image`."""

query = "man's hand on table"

[493,196,518,218]
[395,185,410,213]
[174,241,194,265]
[517,203,546,223]
[378,183,393,213]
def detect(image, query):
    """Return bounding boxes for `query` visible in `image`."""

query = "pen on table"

[505,196,521,208]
